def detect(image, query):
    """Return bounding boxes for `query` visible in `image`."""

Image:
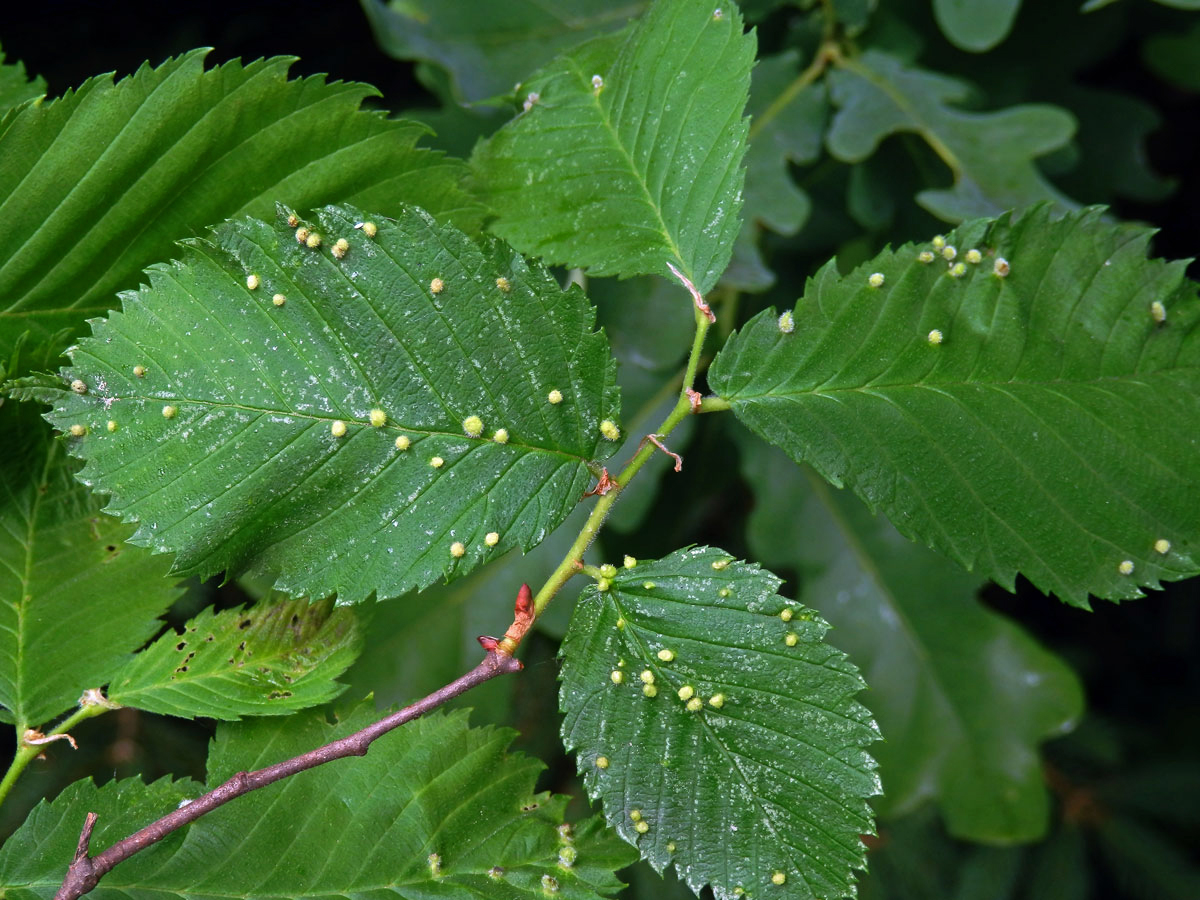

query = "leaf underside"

[471,0,754,294]
[559,546,880,900]
[0,49,483,368]
[107,597,362,720]
[0,402,180,728]
[710,205,1200,606]
[0,708,636,899]
[738,434,1084,842]
[33,204,620,603]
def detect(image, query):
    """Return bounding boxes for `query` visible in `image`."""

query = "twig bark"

[54,585,534,900]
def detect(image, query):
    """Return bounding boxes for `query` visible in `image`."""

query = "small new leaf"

[472,0,754,294]
[35,204,620,603]
[710,205,1200,605]
[107,597,362,720]
[0,708,636,899]
[560,546,879,900]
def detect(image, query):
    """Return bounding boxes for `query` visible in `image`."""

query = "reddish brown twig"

[55,588,533,900]
[666,262,715,322]
[639,433,683,472]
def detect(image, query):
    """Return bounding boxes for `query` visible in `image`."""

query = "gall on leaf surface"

[710,205,1200,606]
[107,596,362,720]
[0,402,180,729]
[0,49,483,370]
[0,708,636,899]
[471,0,754,294]
[35,205,620,603]
[559,546,880,900]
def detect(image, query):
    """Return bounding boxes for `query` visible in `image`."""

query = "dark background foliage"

[2,1,1198,897]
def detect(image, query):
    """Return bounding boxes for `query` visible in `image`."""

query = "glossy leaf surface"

[710,205,1200,605]
[826,50,1076,221]
[739,434,1084,841]
[560,546,880,900]
[34,204,620,603]
[108,597,361,719]
[0,403,180,728]
[0,708,636,899]
[0,49,482,367]
[472,0,754,294]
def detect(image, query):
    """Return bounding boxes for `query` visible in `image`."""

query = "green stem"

[0,703,112,811]
[532,307,713,616]
[697,396,731,413]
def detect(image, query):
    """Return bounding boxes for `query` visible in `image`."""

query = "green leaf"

[0,44,45,117]
[32,204,620,603]
[0,402,180,728]
[471,0,754,294]
[559,546,880,900]
[826,50,1076,221]
[737,434,1084,842]
[0,49,483,369]
[362,0,648,104]
[0,707,636,898]
[107,596,361,719]
[710,205,1200,606]
[1142,20,1200,92]
[933,0,1022,52]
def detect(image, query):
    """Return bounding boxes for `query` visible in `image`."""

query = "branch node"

[686,388,702,413]
[581,467,616,498]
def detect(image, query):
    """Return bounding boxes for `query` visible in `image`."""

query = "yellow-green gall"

[272,293,286,307]
[994,257,1011,277]
[496,276,511,292]
[630,810,643,822]
[615,617,625,629]
[918,250,935,264]
[932,234,946,250]
[942,245,957,261]
[600,563,618,579]
[485,531,500,547]
[777,310,795,334]
[868,272,885,288]
[708,693,725,708]
[643,581,656,590]
[492,428,509,444]
[70,379,87,394]
[600,420,620,441]
[595,755,610,769]
[548,389,563,405]
[369,408,387,427]
[428,853,442,878]
[965,248,983,264]
[657,648,675,662]
[133,365,147,377]
[450,541,466,558]
[358,221,377,238]
[711,558,730,571]
[1155,538,1171,554]
[463,415,484,437]
[1151,301,1166,324]
[623,555,637,569]
[772,871,786,886]
[718,587,731,598]
[295,226,310,244]
[541,874,559,893]
[597,577,611,592]
[784,632,799,647]
[611,670,624,684]
[430,277,444,294]
[634,820,649,834]
[558,846,577,867]
[332,238,350,259]
[331,420,347,437]
[949,262,967,278]
[642,684,657,698]
[640,670,655,685]
[780,608,793,622]
[677,684,694,701]
[686,697,703,712]
[246,273,260,290]
[287,214,300,228]
[928,329,944,345]
[162,405,177,419]
[430,456,444,468]
[305,232,322,249]
[1118,559,1134,575]
[106,420,118,433]
[667,842,677,853]
[68,424,87,437]
[395,435,411,451]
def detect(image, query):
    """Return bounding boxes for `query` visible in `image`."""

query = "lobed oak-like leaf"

[0,708,636,899]
[826,50,1076,221]
[710,205,1200,605]
[471,0,754,294]
[738,434,1084,842]
[0,49,483,368]
[33,204,620,603]
[0,402,180,729]
[107,597,362,720]
[559,546,880,900]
